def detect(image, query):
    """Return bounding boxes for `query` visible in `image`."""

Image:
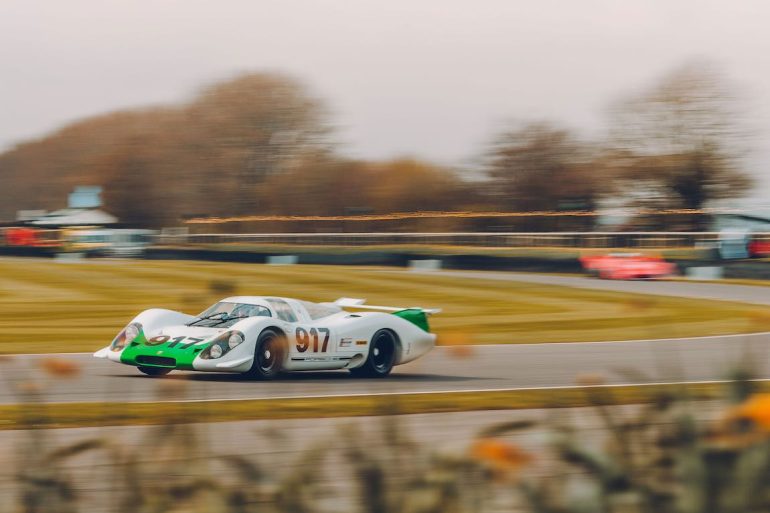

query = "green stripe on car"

[120,333,205,370]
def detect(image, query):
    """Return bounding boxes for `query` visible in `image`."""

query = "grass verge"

[0,382,755,430]
[0,258,768,353]
[674,277,770,288]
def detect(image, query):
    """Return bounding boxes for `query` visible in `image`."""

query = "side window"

[299,300,341,320]
[266,298,298,323]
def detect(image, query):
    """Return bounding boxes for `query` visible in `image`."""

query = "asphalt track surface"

[406,270,770,306]
[3,271,768,404]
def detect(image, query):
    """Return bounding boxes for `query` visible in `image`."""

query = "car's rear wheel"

[138,366,172,377]
[245,329,284,380]
[349,329,397,378]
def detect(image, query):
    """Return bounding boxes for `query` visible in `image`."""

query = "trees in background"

[257,154,369,217]
[0,63,756,230]
[255,156,475,231]
[0,73,329,227]
[185,74,330,217]
[481,62,754,231]
[607,62,753,229]
[0,109,183,224]
[484,122,609,230]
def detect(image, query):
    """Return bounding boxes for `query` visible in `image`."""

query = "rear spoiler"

[332,297,441,315]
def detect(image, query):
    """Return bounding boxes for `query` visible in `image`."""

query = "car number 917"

[295,327,330,353]
[145,335,205,348]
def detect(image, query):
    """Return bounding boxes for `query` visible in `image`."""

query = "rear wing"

[332,297,441,315]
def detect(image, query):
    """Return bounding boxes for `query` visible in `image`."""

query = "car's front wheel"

[245,329,285,380]
[349,329,397,378]
[138,366,172,377]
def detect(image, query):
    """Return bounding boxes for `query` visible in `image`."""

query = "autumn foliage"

[0,63,754,231]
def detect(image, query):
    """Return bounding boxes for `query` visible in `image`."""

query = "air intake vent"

[136,355,176,367]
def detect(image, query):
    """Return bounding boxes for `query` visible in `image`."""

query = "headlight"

[209,344,223,359]
[111,322,142,352]
[201,330,244,359]
[228,332,244,350]
[125,323,140,343]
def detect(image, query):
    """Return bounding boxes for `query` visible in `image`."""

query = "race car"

[94,296,439,379]
[579,253,677,280]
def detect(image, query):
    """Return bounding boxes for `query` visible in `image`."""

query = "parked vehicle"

[3,227,61,247]
[63,228,155,257]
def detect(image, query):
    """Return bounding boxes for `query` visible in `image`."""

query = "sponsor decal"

[340,338,353,348]
[356,339,367,346]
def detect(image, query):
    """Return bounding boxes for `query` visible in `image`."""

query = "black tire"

[349,329,397,378]
[245,329,285,380]
[138,366,172,377]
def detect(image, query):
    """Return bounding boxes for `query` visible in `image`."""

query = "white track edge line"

[18,378,770,406]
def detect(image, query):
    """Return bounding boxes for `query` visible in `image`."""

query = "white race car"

[94,297,439,379]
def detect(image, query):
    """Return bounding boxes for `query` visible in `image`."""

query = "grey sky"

[2,0,769,195]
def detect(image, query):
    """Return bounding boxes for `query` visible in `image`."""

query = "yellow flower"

[471,438,532,476]
[731,393,770,431]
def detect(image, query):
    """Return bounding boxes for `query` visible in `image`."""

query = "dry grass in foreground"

[6,358,770,513]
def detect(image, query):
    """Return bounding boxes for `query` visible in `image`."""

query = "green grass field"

[0,258,766,354]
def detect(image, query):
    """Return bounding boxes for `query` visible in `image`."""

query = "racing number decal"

[146,335,204,348]
[295,327,330,353]
[169,336,204,348]
[146,335,169,346]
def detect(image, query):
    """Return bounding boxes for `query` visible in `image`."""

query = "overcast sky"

[2,0,769,196]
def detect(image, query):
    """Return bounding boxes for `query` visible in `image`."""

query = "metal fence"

[157,231,770,249]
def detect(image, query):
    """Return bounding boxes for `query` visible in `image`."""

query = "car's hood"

[152,324,227,340]
[120,324,229,371]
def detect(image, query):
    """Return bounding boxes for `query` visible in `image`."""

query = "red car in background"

[580,253,677,280]
[3,227,61,248]
[748,239,770,258]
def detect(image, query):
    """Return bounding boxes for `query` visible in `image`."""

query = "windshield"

[188,301,271,327]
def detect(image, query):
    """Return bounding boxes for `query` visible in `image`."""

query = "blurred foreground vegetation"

[6,359,770,512]
[0,259,767,353]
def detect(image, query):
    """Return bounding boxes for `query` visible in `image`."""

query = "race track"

[405,270,770,306]
[3,332,767,404]
[3,271,768,404]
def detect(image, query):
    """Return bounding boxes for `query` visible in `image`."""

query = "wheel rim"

[257,336,278,373]
[372,332,395,373]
